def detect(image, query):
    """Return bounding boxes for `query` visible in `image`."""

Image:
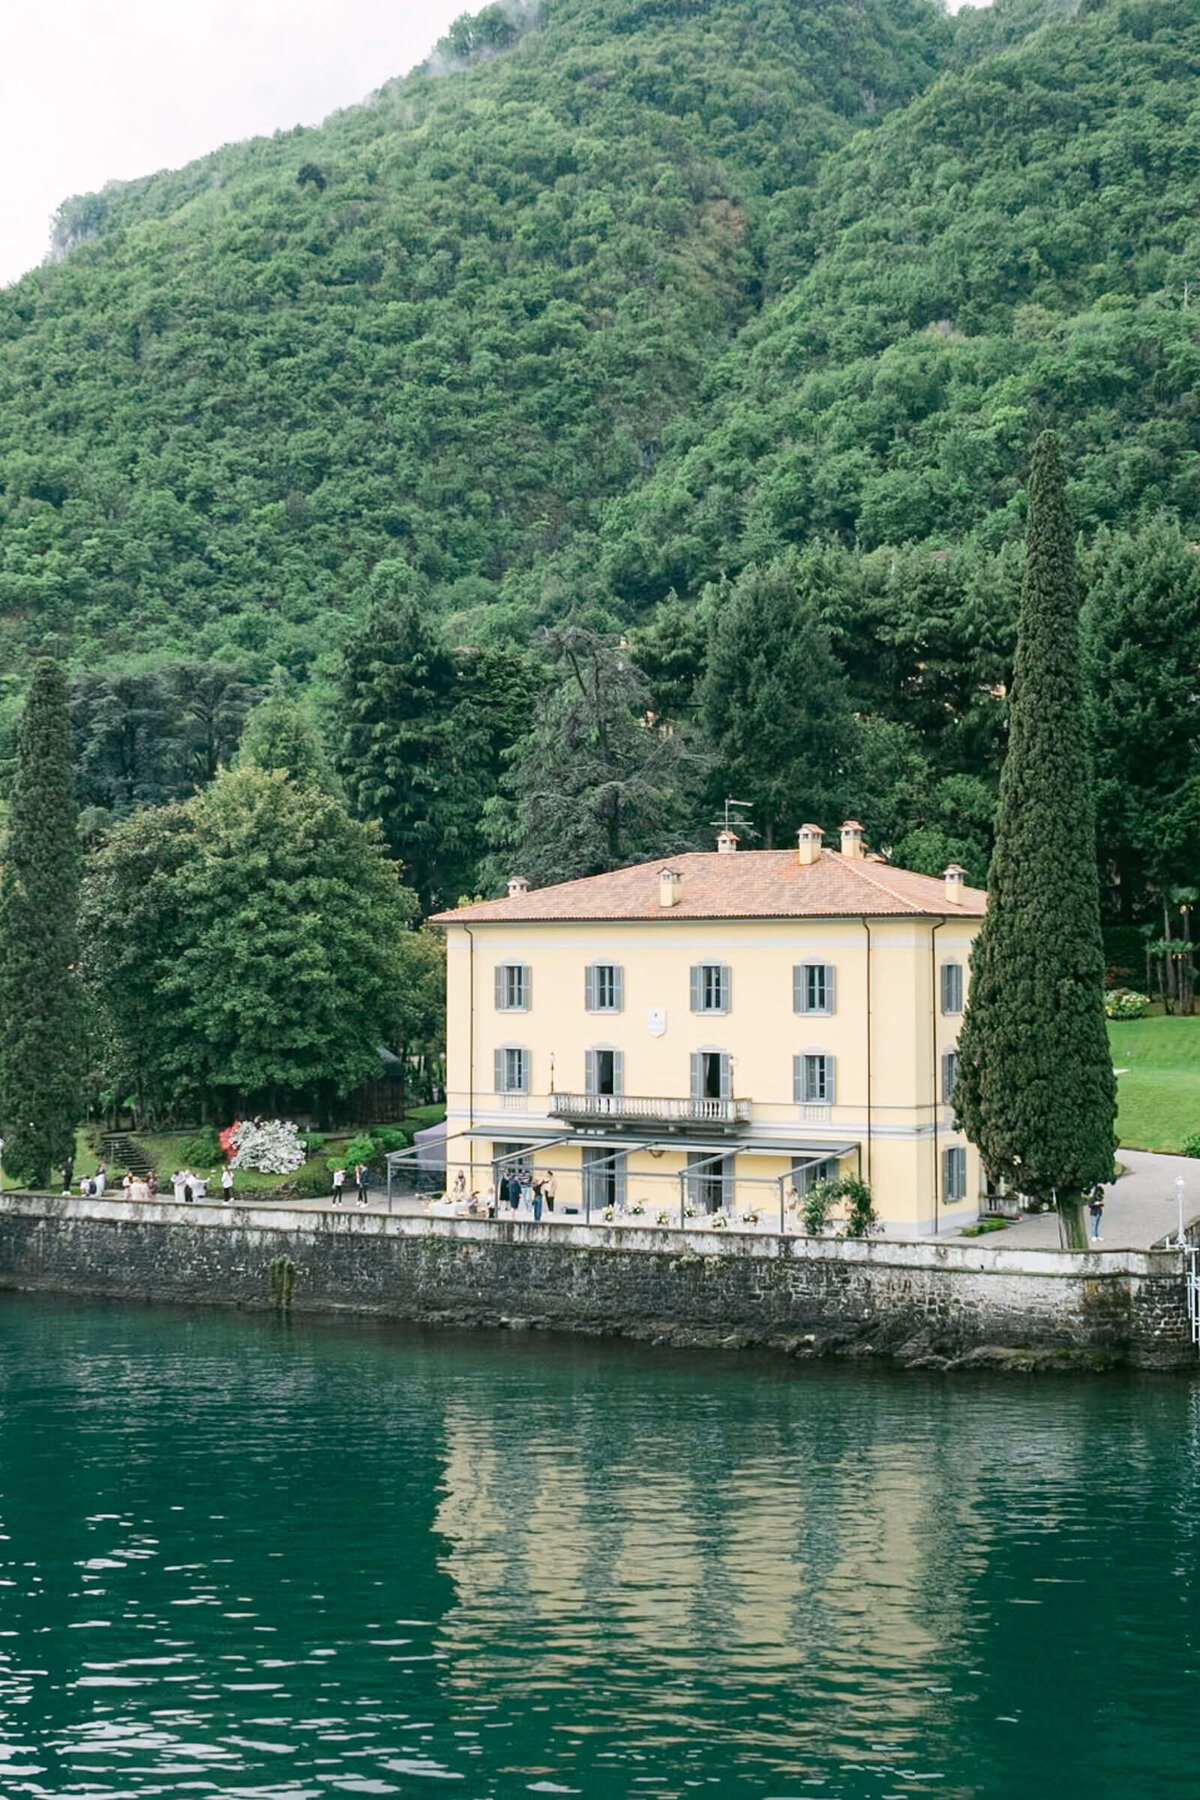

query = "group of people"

[447,1167,557,1220]
[330,1163,370,1207]
[64,1157,239,1203]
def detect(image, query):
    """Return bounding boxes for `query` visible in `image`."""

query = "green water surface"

[0,1294,1196,1799]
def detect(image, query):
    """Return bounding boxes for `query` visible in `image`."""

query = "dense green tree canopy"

[0,661,81,1184]
[81,765,419,1115]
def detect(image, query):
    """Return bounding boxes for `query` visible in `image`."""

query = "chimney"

[839,820,865,860]
[943,863,966,906]
[716,830,738,855]
[507,875,530,898]
[796,824,823,866]
[659,868,682,908]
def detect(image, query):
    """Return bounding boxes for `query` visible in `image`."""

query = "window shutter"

[825,964,836,1014]
[690,1051,703,1098]
[719,1053,732,1100]
[793,966,804,1013]
[614,1155,627,1211]
[942,1051,957,1103]
[494,1048,504,1092]
[517,1049,530,1093]
[612,966,624,1012]
[721,1159,734,1213]
[825,1055,836,1105]
[793,1055,803,1104]
[585,1049,597,1095]
[689,965,701,1012]
[495,966,505,1008]
[613,1050,625,1096]
[720,965,731,1013]
[942,963,961,1014]
[585,965,597,1011]
[521,965,531,1011]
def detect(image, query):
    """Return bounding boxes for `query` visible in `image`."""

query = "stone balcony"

[549,1092,752,1132]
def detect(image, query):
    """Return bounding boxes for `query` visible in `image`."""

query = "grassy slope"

[1109,1015,1200,1154]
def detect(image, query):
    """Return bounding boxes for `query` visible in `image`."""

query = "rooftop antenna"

[711,797,755,835]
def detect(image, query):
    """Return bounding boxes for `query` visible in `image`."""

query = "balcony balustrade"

[549,1092,751,1129]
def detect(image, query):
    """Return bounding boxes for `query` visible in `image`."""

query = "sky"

[0,0,468,287]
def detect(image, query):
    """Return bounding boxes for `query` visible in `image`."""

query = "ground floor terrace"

[431,1124,984,1236]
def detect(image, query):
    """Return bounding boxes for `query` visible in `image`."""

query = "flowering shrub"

[1104,989,1149,1020]
[228,1118,307,1174]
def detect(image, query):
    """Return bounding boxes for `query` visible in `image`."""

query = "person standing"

[221,1165,234,1204]
[355,1161,369,1207]
[182,1170,194,1204]
[60,1153,73,1196]
[171,1169,186,1205]
[531,1176,544,1224]
[94,1164,107,1198]
[1088,1183,1105,1241]
[542,1169,556,1214]
[331,1165,345,1207]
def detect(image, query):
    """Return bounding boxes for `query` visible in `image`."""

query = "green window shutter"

[689,965,701,1012]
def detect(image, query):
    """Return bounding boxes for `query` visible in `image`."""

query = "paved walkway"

[942,1149,1198,1250]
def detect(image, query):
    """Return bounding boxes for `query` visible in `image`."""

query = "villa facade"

[431,823,986,1234]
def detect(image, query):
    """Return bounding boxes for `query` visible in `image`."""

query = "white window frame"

[690,962,731,1015]
[942,1049,958,1104]
[585,962,623,1013]
[943,1143,967,1202]
[941,961,964,1016]
[495,962,531,1012]
[794,962,836,1015]
[795,1051,836,1105]
[495,1044,530,1095]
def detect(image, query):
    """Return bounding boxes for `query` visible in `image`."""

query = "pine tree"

[333,571,463,910]
[0,660,81,1187]
[954,433,1115,1246]
[699,559,854,847]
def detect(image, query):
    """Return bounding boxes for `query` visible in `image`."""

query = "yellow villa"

[430,822,987,1235]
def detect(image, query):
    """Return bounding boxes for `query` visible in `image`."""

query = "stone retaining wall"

[0,1195,1191,1369]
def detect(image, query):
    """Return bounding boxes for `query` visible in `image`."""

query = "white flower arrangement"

[711,1212,729,1229]
[628,1201,645,1217]
[741,1208,761,1226]
[603,1205,615,1222]
[229,1118,307,1175]
[656,1209,671,1226]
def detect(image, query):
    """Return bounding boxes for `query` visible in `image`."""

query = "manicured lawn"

[1109,1015,1200,1154]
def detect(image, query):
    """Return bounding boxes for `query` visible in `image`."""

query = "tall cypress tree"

[954,433,1115,1247]
[0,660,81,1187]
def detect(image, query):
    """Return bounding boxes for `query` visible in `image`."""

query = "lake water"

[0,1296,1197,1799]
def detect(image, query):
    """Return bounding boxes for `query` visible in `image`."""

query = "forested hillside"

[1,0,1198,932]
[0,0,951,687]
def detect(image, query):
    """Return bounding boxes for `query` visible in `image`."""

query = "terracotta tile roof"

[430,850,986,924]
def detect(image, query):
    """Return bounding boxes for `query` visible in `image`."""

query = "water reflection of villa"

[431,823,986,1234]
